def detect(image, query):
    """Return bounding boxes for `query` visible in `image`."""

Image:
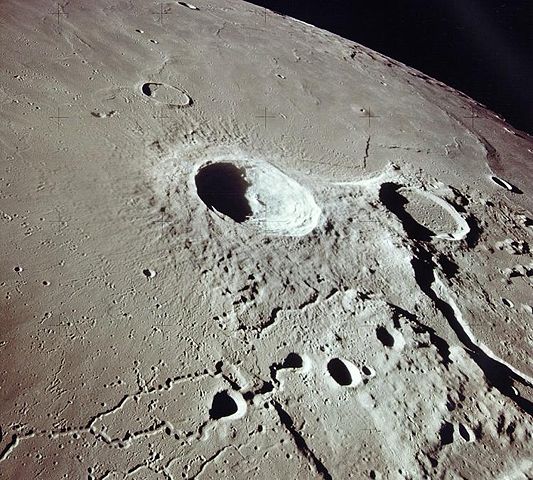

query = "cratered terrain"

[0,0,532,479]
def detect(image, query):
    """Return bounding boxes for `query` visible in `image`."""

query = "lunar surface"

[1,1,532,479]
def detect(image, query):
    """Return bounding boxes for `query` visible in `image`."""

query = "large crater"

[194,159,321,236]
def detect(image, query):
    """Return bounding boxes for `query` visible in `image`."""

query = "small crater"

[458,423,473,442]
[491,176,523,194]
[178,1,199,9]
[91,110,117,118]
[379,183,434,241]
[327,358,361,387]
[503,263,533,280]
[143,268,156,278]
[495,238,529,255]
[501,298,514,308]
[328,359,351,385]
[376,326,395,348]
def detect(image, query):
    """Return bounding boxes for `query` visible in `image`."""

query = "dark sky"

[247,0,533,135]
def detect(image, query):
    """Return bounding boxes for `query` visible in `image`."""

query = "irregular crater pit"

[194,159,321,236]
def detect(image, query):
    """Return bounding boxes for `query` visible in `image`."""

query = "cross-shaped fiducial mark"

[150,323,176,342]
[49,107,70,133]
[255,107,277,129]
[152,108,172,127]
[48,2,68,27]
[39,317,82,336]
[150,2,172,25]
[463,106,481,129]
[152,323,175,329]
[42,207,68,234]
[151,207,174,235]
[360,108,380,128]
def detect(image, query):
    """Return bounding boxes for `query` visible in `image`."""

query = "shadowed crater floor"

[209,391,238,419]
[327,358,353,386]
[379,182,434,241]
[195,162,252,223]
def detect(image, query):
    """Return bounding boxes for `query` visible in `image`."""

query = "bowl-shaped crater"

[195,159,321,236]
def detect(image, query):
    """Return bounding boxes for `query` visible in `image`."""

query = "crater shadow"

[379,183,434,241]
[439,421,454,446]
[376,326,395,348]
[209,391,238,419]
[327,358,352,386]
[195,163,252,223]
[491,176,523,194]
[283,352,303,369]
[141,82,160,96]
